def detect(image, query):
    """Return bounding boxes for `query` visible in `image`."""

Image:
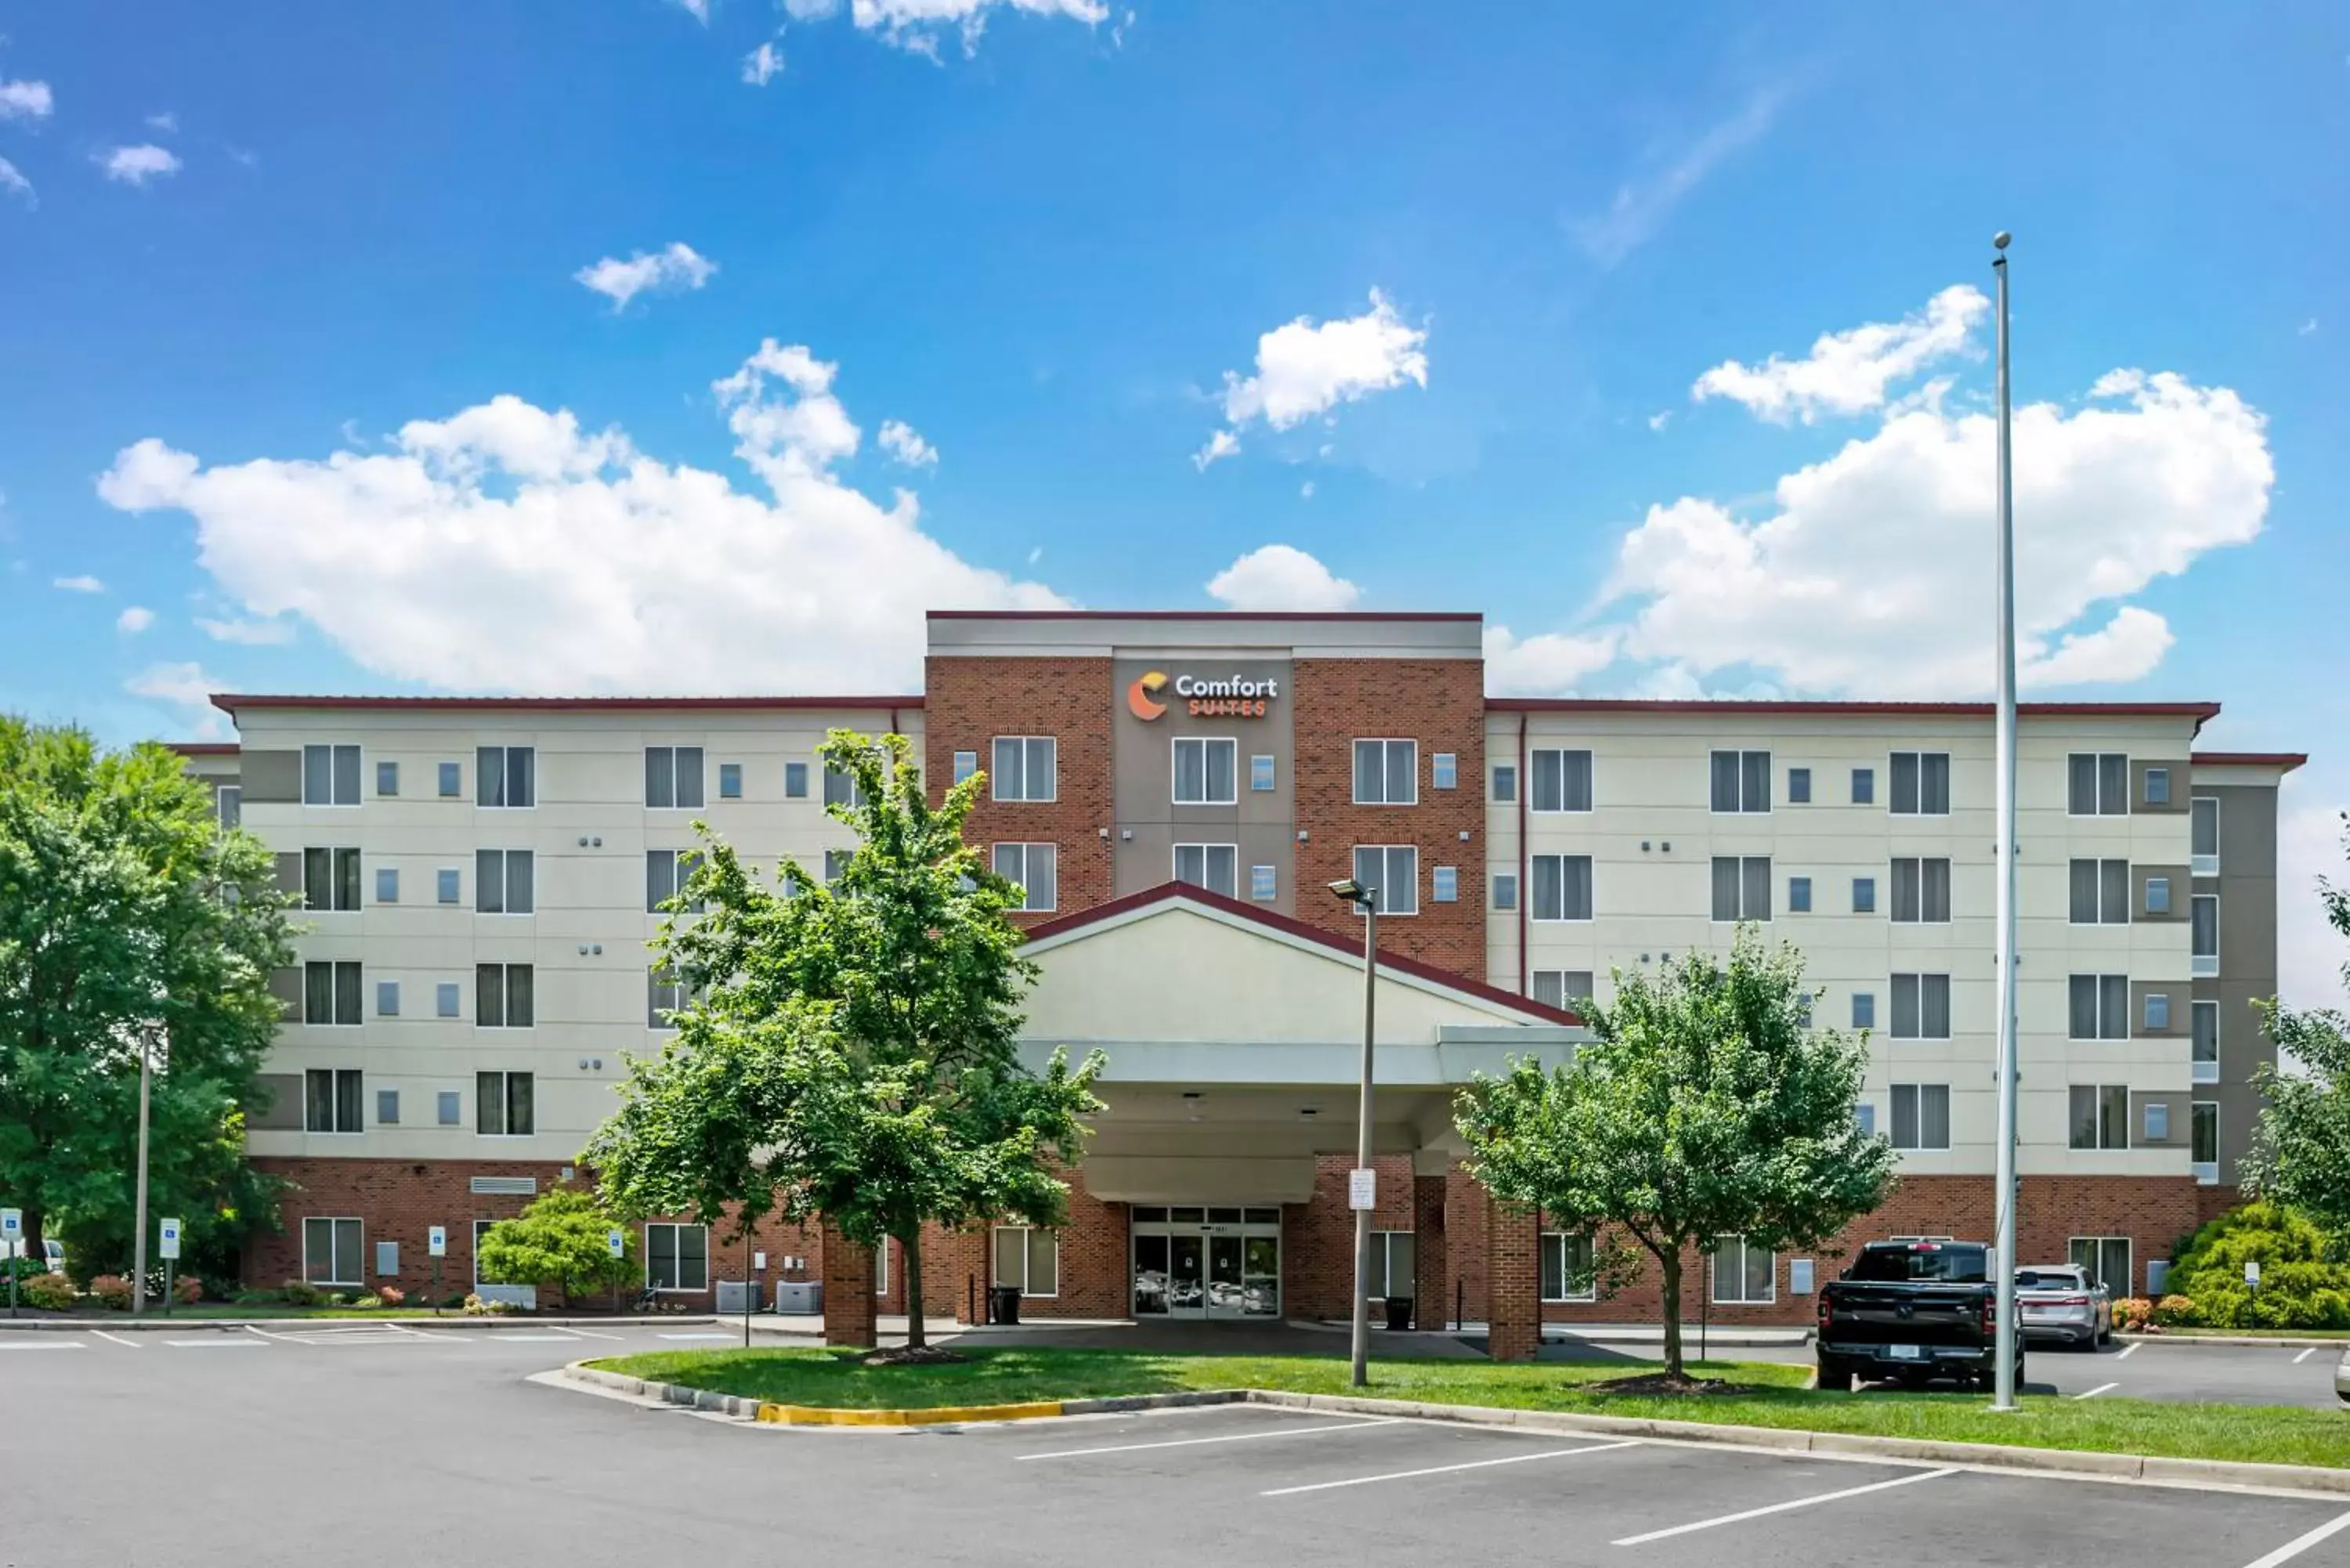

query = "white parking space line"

[2115,1342,2139,1360]
[162,1338,264,1348]
[2240,1508,2350,1568]
[1019,1417,1400,1460]
[0,1339,84,1351]
[657,1331,733,1341]
[2072,1382,2119,1400]
[488,1333,591,1342]
[88,1331,142,1349]
[1263,1439,1639,1497]
[2291,1347,2316,1364]
[1610,1466,1954,1547]
[558,1327,625,1340]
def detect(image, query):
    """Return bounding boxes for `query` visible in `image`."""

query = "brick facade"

[1282,1154,1421,1321]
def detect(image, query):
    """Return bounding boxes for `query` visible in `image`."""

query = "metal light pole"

[131,1024,156,1316]
[1329,878,1379,1389]
[1990,230,2022,1411]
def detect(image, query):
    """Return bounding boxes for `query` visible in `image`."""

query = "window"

[2068,1236,2131,1294]
[1432,865,1459,903]
[718,762,743,800]
[215,785,242,830]
[645,1223,710,1292]
[645,849,704,913]
[2069,1086,2131,1151]
[1889,751,1952,815]
[1491,871,1517,912]
[375,980,400,1017]
[2191,796,2221,873]
[2144,992,2171,1031]
[1850,767,1875,805]
[644,746,705,810]
[1890,1084,1951,1151]
[1788,876,1812,913]
[476,746,535,808]
[2068,752,2129,816]
[1890,974,1951,1039]
[1852,876,1876,914]
[1530,749,1594,813]
[1173,736,1238,805]
[951,750,978,786]
[475,1071,533,1136]
[436,868,460,905]
[1539,1233,1596,1302]
[991,1227,1060,1297]
[1430,751,1459,790]
[475,963,533,1029]
[437,1089,461,1125]
[1366,1230,1415,1299]
[475,849,535,915]
[647,968,704,1029]
[2144,767,2171,806]
[1531,854,1594,921]
[1711,856,1772,922]
[1491,763,1517,803]
[1852,992,1876,1030]
[1708,1236,1775,1304]
[992,736,1058,803]
[785,761,810,799]
[303,1217,363,1287]
[1787,766,1811,804]
[304,1068,363,1133]
[1173,843,1238,898]
[2143,876,2171,916]
[1350,845,1418,916]
[1353,739,1419,806]
[2192,894,2219,975]
[2192,1102,2218,1170]
[304,961,362,1027]
[302,744,362,806]
[374,866,399,904]
[1249,863,1276,901]
[1710,750,1770,813]
[873,1237,889,1297]
[437,761,461,798]
[2192,1000,2220,1082]
[436,982,460,1020]
[375,761,399,797]
[1531,970,1595,1011]
[822,849,851,886]
[1250,753,1275,793]
[2144,1100,2170,1141]
[2067,974,2131,1040]
[304,847,362,912]
[1856,1103,1878,1136]
[825,754,870,808]
[1890,858,1951,923]
[376,1089,400,1125]
[992,843,1058,912]
[2070,858,2131,924]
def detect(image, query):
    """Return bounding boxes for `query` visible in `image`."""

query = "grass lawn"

[590,1346,2350,1470]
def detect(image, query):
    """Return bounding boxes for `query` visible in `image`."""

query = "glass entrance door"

[1131,1207,1282,1320]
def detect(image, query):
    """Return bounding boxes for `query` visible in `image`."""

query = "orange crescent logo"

[1127,670,1169,721]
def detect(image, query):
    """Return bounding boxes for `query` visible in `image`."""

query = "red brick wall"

[924,655,1115,927]
[1284,1153,1419,1321]
[822,1221,875,1346]
[1290,658,1486,979]
[1484,1196,1541,1360]
[1412,1173,1448,1331]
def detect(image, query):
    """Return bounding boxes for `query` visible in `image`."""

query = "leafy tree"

[1457,931,1895,1380]
[586,728,1104,1354]
[2243,813,2350,1241]
[2164,1201,2350,1329]
[475,1187,639,1305]
[0,719,292,1280]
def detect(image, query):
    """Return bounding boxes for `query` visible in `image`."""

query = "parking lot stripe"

[1610,1466,1954,1546]
[2239,1508,2350,1568]
[1018,1417,1400,1461]
[657,1331,733,1341]
[0,1340,84,1351]
[558,1327,625,1340]
[2072,1382,2119,1400]
[88,1330,142,1349]
[162,1338,264,1348]
[2115,1342,2139,1360]
[2291,1347,2316,1364]
[1261,1439,1639,1497]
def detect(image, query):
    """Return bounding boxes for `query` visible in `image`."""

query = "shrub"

[2150,1293,2197,1328]
[20,1271,76,1311]
[2168,1202,2350,1330]
[280,1279,322,1307]
[3,1255,52,1289]
[2113,1296,2153,1332]
[352,1294,383,1310]
[325,1292,351,1307]
[89,1274,134,1310]
[172,1275,202,1306]
[234,1288,284,1306]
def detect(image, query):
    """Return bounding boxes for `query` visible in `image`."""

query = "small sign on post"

[1347,1168,1376,1211]
[607,1228,625,1260]
[158,1217,182,1259]
[2,1209,20,1320]
[2245,1259,2261,1289]
[428,1226,447,1258]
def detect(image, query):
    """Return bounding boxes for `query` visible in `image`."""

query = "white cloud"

[197,615,297,645]
[1204,544,1360,612]
[98,338,1065,695]
[53,574,104,593]
[1693,284,1987,424]
[99,144,182,186]
[2279,800,2350,1013]
[1647,410,1672,432]
[844,0,1106,57]
[877,418,937,468]
[786,0,841,15]
[1299,480,1314,499]
[674,0,710,20]
[573,242,717,312]
[1025,544,1042,565]
[125,661,229,739]
[115,605,155,634]
[1571,87,1784,269]
[2301,318,2319,337]
[0,78,52,121]
[1196,290,1427,466]
[0,157,31,206]
[743,41,785,84]
[1482,625,1621,695]
[146,110,178,132]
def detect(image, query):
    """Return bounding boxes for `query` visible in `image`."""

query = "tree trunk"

[22,1208,45,1276]
[902,1228,925,1351]
[1658,1248,1685,1380]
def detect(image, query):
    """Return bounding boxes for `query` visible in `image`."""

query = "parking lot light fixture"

[1328,877,1379,1388]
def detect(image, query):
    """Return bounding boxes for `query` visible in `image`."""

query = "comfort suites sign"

[1126,670,1281,720]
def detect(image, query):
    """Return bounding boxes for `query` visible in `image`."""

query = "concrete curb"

[0,1313,725,1333]
[560,1362,1248,1427]
[2117,1332,2350,1352]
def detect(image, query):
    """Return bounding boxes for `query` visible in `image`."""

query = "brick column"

[1412,1174,1448,1330]
[1483,1194,1540,1362]
[821,1222,876,1349]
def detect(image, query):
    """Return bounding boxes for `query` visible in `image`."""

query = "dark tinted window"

[1846,1245,1988,1284]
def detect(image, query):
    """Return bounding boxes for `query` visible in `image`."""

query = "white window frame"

[476,745,536,810]
[2191,999,2220,1084]
[1888,750,1952,817]
[2190,796,2222,876]
[215,784,243,829]
[991,735,1058,804]
[2068,1236,2132,1295]
[1249,753,1276,793]
[1708,749,1771,815]
[2190,1101,2219,1183]
[1710,855,1772,923]
[644,1222,710,1293]
[1889,856,1951,924]
[1173,843,1239,900]
[2067,752,2130,817]
[303,960,363,1028]
[873,1235,890,1297]
[1539,1231,1597,1302]
[302,744,363,807]
[475,1070,534,1137]
[1530,970,1594,1012]
[304,1067,364,1134]
[1352,738,1419,807]
[992,842,1058,912]
[1350,845,1419,916]
[302,1216,364,1287]
[1491,870,1518,912]
[1249,863,1277,901]
[643,745,706,811]
[474,848,535,916]
[2069,1085,2132,1152]
[1889,1082,1951,1152]
[1431,752,1458,790]
[475,963,534,1030]
[1431,865,1459,903]
[2066,973,2131,1042]
[303,847,363,912]
[1708,1236,1776,1305]
[2069,858,2131,926]
[1529,854,1594,923]
[992,1226,1061,1298]
[1490,762,1517,804]
[1366,1230,1415,1299]
[1889,973,1952,1041]
[1528,748,1594,814]
[2191,894,2220,977]
[1171,735,1239,807]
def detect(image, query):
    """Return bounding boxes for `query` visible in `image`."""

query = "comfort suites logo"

[1126,670,1279,720]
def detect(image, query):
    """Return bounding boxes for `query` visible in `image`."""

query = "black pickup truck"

[1816,1240,2023,1392]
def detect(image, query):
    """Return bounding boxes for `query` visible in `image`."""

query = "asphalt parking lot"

[6,1324,2348,1568]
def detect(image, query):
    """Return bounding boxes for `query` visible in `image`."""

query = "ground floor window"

[1367,1230,1415,1299]
[1130,1206,1281,1318]
[1540,1232,1596,1302]
[472,1219,497,1284]
[992,1227,1060,1298]
[1708,1236,1775,1305]
[2069,1236,2131,1296]
[874,1235,890,1296]
[645,1222,710,1292]
[302,1217,363,1287]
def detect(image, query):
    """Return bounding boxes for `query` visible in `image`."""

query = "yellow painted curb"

[755,1398,1066,1427]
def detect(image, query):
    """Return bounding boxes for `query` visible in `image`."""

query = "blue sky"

[1,2,2345,995]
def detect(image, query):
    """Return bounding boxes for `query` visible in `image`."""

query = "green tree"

[2164,1201,2350,1329]
[2243,813,2350,1241]
[1456,932,1896,1380]
[585,729,1104,1354]
[0,719,292,1279]
[475,1187,639,1306]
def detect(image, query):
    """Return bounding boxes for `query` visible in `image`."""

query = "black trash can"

[1384,1295,1415,1331]
[989,1284,1022,1326]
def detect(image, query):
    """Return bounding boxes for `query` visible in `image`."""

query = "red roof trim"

[928,609,1481,623]
[166,742,240,755]
[1484,698,2223,720]
[1021,880,1583,1027]
[2192,751,2308,771]
[211,694,925,714]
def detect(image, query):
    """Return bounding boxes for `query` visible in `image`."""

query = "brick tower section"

[1291,657,1486,979]
[1484,1194,1540,1360]
[822,1223,877,1347]
[1412,1172,1448,1331]
[924,655,1115,927]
